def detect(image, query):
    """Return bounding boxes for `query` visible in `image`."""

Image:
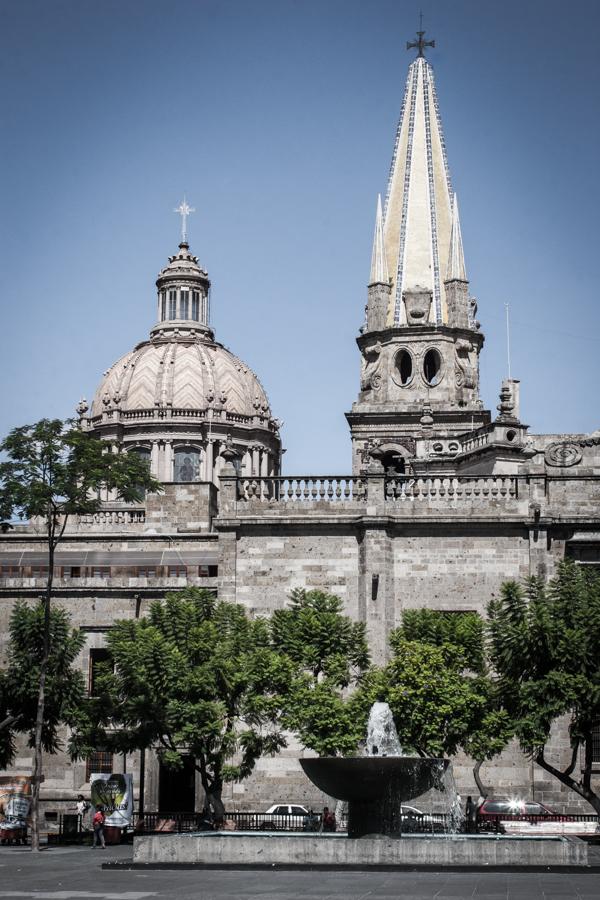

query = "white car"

[262,804,310,829]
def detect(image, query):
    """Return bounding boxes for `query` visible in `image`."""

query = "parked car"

[400,805,446,833]
[477,798,600,836]
[261,804,310,830]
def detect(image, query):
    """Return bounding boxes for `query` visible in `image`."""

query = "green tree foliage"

[271,589,371,756]
[0,418,160,849]
[2,601,85,761]
[71,589,293,820]
[357,611,511,794]
[488,560,600,814]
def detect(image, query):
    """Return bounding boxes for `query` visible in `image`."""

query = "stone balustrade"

[238,476,367,502]
[385,475,519,501]
[77,508,146,527]
[458,426,492,454]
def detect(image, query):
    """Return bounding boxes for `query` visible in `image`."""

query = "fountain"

[300,702,456,837]
[132,701,590,867]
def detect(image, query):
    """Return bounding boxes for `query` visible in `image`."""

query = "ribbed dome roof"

[90,334,272,420]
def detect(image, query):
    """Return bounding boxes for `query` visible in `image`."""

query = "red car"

[477,798,599,836]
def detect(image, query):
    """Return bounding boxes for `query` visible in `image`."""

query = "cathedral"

[1,34,599,815]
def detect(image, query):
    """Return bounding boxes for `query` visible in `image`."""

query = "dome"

[82,234,281,485]
[90,333,273,421]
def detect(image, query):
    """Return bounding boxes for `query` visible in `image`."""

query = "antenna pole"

[505,302,512,380]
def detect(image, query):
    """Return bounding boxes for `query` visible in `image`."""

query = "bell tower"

[347,35,490,475]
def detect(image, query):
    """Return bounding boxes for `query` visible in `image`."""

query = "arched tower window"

[423,348,442,386]
[191,291,200,321]
[180,290,189,319]
[174,448,201,483]
[395,349,413,386]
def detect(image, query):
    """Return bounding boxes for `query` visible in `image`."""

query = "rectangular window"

[91,566,110,578]
[168,565,187,577]
[160,292,166,321]
[192,291,200,321]
[68,566,81,579]
[136,566,157,578]
[86,751,113,781]
[89,648,113,696]
[591,724,600,763]
[198,565,218,578]
[180,290,189,319]
[0,565,19,576]
[31,565,49,578]
[168,290,177,319]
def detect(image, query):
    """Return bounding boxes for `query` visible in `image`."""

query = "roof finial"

[406,16,435,59]
[369,194,389,285]
[174,196,195,243]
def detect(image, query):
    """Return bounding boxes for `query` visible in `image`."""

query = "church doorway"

[158,755,196,813]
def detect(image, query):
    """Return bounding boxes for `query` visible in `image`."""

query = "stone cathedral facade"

[1,41,599,815]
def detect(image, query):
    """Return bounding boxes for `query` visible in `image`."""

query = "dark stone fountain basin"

[300,757,449,837]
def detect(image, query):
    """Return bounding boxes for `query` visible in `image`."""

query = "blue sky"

[1,0,599,473]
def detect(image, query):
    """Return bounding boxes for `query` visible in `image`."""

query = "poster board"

[0,776,32,822]
[90,773,133,827]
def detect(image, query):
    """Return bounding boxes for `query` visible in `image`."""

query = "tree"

[0,418,160,849]
[357,610,511,795]
[70,588,293,820]
[488,560,600,814]
[2,601,85,767]
[271,589,371,756]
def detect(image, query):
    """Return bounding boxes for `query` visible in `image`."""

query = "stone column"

[164,441,173,483]
[252,445,260,476]
[205,440,214,483]
[260,448,269,477]
[357,524,395,666]
[150,442,159,478]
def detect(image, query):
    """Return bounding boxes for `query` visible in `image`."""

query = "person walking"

[76,794,90,831]
[92,805,106,849]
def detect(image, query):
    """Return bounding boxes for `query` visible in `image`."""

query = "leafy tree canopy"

[2,601,85,764]
[71,588,293,818]
[271,588,369,685]
[271,589,371,757]
[0,418,160,526]
[488,560,600,813]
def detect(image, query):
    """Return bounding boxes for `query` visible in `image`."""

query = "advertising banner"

[0,775,32,821]
[90,773,133,827]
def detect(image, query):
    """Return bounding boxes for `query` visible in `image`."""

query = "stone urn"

[403,287,432,325]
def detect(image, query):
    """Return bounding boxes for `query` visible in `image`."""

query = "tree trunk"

[473,759,489,800]
[206,787,225,825]
[30,533,55,851]
[535,751,600,816]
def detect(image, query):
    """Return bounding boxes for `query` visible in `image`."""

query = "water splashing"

[366,702,403,757]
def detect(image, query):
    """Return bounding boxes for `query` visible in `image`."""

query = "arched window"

[423,348,443,386]
[395,349,413,386]
[180,290,189,319]
[130,447,151,498]
[174,448,201,483]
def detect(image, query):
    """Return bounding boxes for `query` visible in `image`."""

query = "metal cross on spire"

[174,197,195,243]
[406,24,435,58]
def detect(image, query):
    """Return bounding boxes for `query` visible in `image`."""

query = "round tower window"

[423,349,442,386]
[395,349,413,386]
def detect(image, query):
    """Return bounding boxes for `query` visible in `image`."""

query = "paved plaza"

[0,845,599,900]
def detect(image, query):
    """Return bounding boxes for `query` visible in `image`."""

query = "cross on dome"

[174,197,195,242]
